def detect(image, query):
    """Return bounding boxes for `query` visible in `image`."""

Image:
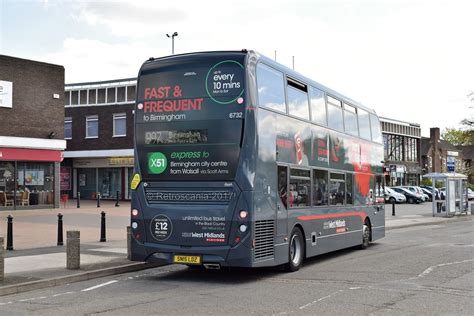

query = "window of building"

[80,90,87,105]
[329,172,345,205]
[344,103,359,136]
[127,86,136,102]
[287,78,309,120]
[370,114,382,143]
[64,117,72,139]
[256,63,286,113]
[89,89,97,104]
[113,113,126,137]
[65,91,70,106]
[289,168,310,208]
[312,169,328,206]
[97,88,106,104]
[117,87,126,103]
[71,90,79,105]
[358,109,371,140]
[86,115,99,138]
[107,87,116,103]
[327,96,344,131]
[309,86,327,126]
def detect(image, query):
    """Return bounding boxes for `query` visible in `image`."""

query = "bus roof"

[141,49,378,116]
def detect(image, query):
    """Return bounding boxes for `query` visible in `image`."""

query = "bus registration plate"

[173,255,201,265]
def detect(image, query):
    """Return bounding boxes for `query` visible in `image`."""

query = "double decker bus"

[130,50,385,271]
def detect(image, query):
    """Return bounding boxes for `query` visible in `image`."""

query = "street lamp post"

[166,32,178,55]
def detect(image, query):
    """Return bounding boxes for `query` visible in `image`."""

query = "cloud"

[75,0,187,37]
[43,38,154,82]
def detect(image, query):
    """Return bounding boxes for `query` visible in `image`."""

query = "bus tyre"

[285,227,304,272]
[360,223,371,249]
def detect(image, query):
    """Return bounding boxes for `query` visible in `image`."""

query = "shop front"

[65,156,134,200]
[0,145,64,210]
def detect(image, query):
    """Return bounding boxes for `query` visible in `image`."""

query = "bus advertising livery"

[130,50,385,271]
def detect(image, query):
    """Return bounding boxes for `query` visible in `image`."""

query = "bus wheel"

[360,223,371,249]
[285,227,304,272]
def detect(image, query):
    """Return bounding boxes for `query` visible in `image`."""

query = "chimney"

[430,127,441,172]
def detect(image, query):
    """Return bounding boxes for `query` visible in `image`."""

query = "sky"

[1,0,473,137]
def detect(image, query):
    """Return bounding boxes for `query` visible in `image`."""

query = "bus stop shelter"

[422,172,469,217]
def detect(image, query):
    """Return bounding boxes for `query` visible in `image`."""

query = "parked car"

[467,188,474,200]
[420,187,434,201]
[420,185,440,199]
[391,187,424,204]
[384,187,406,204]
[400,186,428,202]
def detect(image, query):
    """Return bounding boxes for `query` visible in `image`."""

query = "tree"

[441,128,474,146]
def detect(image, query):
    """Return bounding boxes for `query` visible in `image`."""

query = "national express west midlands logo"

[148,152,167,174]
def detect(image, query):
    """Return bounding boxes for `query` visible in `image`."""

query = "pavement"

[0,199,472,296]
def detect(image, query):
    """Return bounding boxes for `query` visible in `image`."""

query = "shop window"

[329,172,345,205]
[312,169,328,206]
[77,168,97,199]
[98,168,121,199]
[86,115,99,138]
[309,86,326,126]
[17,162,54,206]
[289,168,310,208]
[256,63,286,113]
[113,113,126,137]
[64,117,72,139]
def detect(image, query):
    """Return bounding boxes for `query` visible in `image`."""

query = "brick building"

[0,55,66,210]
[62,78,136,200]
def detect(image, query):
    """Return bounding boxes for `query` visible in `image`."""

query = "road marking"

[411,259,474,280]
[299,290,343,310]
[81,280,118,292]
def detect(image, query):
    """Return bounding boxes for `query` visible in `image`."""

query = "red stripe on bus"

[297,212,366,222]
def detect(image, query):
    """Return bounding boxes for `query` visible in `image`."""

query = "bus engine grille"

[254,220,275,261]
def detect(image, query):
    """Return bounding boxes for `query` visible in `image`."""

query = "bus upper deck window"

[256,63,286,113]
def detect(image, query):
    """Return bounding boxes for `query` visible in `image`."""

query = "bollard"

[66,231,80,269]
[392,200,396,216]
[100,211,106,242]
[127,226,131,260]
[0,237,4,281]
[97,193,101,208]
[57,213,64,246]
[115,190,120,207]
[77,192,81,208]
[6,215,13,251]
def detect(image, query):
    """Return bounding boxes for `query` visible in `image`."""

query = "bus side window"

[257,63,286,113]
[278,166,288,208]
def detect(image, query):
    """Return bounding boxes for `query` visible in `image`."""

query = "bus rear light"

[239,210,248,219]
[131,209,139,217]
[131,222,138,229]
[239,224,247,233]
